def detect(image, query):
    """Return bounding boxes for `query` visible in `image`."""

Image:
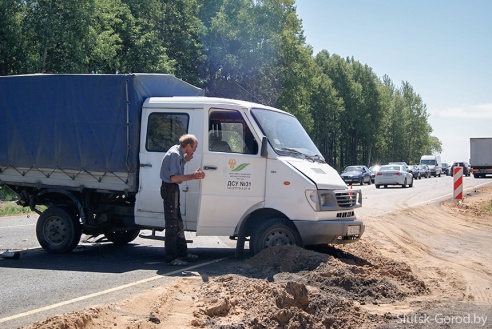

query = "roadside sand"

[23,186,492,328]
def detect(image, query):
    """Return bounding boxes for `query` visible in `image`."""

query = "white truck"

[420,155,442,177]
[470,138,492,178]
[0,74,364,256]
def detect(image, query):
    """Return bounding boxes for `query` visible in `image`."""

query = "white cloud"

[432,103,492,119]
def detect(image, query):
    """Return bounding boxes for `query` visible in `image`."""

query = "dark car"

[450,162,470,176]
[340,165,372,185]
[442,162,450,176]
[418,164,431,178]
[409,164,421,179]
[369,165,381,183]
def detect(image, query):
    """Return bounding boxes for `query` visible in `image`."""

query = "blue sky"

[295,0,492,164]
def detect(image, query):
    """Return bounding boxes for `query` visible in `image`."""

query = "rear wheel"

[250,217,302,256]
[375,184,380,188]
[36,207,82,253]
[104,228,140,245]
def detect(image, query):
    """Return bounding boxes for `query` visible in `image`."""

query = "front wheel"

[250,217,302,256]
[36,207,82,253]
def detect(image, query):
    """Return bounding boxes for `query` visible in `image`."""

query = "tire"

[250,217,302,256]
[360,178,364,185]
[402,178,407,188]
[104,228,140,245]
[409,178,413,188]
[367,176,371,185]
[375,184,380,188]
[36,207,82,254]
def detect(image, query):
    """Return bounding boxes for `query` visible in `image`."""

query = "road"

[1,175,491,328]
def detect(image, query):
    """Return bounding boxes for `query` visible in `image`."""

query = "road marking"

[0,257,230,324]
[0,224,35,229]
[410,181,492,207]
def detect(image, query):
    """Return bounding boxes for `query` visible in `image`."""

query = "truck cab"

[135,97,364,255]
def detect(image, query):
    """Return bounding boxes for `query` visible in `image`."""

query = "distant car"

[418,164,431,178]
[450,162,471,176]
[374,164,413,188]
[388,161,409,172]
[340,165,372,185]
[442,163,450,176]
[375,164,414,188]
[369,165,381,183]
[409,164,421,179]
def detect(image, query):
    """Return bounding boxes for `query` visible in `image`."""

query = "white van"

[420,155,442,177]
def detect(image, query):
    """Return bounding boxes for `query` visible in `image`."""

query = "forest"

[0,0,442,170]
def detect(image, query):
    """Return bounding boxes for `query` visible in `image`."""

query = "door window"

[208,110,258,154]
[146,113,189,152]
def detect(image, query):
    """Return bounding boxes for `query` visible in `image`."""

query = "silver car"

[374,164,414,188]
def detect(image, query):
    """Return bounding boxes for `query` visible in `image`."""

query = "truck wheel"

[104,229,140,245]
[36,207,82,254]
[250,218,302,256]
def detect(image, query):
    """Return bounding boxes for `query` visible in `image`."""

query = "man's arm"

[170,168,205,183]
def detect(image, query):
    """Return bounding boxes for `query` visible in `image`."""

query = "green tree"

[160,0,204,85]
[0,0,27,75]
[120,0,175,74]
[24,0,94,73]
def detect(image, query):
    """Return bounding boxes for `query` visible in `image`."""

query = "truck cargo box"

[0,74,204,192]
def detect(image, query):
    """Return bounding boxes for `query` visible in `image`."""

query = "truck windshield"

[251,108,324,162]
[421,159,436,165]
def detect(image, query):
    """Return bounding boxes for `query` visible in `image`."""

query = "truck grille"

[335,190,360,208]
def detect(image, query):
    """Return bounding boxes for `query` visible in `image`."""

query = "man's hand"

[184,153,193,162]
[193,168,205,179]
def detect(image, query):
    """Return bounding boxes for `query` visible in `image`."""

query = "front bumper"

[293,219,365,245]
[341,177,361,184]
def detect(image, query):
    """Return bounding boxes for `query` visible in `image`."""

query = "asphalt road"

[1,174,491,328]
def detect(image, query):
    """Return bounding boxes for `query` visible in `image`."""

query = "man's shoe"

[169,258,189,266]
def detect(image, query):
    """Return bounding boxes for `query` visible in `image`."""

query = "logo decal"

[226,159,253,191]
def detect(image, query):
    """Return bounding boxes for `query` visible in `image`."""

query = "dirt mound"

[191,243,427,328]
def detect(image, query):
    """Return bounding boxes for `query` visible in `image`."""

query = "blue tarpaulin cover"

[0,74,204,175]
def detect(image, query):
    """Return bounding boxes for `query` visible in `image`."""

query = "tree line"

[0,0,441,170]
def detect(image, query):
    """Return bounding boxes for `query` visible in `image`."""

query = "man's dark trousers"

[161,182,187,262]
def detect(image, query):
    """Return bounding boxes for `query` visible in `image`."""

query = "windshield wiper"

[279,148,325,163]
[280,147,304,155]
[307,154,326,163]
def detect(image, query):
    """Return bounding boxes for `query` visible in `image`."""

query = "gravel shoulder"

[22,186,492,328]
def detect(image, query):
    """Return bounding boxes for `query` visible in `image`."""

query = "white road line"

[0,224,35,229]
[0,257,229,324]
[410,181,492,208]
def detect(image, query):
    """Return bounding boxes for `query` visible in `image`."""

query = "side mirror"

[261,136,268,158]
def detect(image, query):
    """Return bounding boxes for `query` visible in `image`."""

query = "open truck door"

[135,106,203,229]
[197,107,267,236]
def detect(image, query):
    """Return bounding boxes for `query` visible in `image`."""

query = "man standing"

[160,134,205,265]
